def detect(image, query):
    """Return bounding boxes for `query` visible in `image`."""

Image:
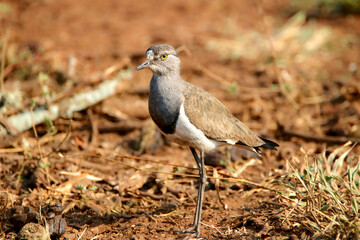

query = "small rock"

[204,150,227,167]
[47,215,67,236]
[42,203,67,237]
[138,120,164,154]
[18,222,49,240]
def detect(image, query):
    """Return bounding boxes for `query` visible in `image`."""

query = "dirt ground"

[0,0,360,239]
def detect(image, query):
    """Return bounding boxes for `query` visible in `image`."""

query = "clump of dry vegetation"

[278,142,359,239]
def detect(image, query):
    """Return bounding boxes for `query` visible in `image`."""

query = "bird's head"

[136,44,180,75]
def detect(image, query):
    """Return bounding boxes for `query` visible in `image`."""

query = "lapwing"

[136,44,278,238]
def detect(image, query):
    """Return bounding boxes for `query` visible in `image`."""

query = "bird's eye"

[160,54,168,60]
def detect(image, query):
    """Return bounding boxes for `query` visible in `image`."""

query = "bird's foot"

[177,225,201,239]
[178,226,197,234]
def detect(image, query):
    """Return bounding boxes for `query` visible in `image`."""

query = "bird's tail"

[259,137,279,151]
[235,137,279,155]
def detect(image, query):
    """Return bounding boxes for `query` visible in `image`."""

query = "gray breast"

[148,75,183,134]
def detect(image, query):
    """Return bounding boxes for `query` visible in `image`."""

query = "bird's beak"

[136,60,151,71]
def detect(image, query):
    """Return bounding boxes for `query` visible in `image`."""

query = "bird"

[136,44,278,238]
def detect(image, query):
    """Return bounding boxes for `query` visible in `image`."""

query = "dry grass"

[277,142,360,239]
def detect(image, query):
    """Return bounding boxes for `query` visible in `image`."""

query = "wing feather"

[183,84,265,148]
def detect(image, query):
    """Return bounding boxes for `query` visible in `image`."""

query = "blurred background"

[0,0,359,239]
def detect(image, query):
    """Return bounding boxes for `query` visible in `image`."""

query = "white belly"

[162,104,220,153]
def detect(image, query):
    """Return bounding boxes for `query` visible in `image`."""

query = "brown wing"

[183,84,265,147]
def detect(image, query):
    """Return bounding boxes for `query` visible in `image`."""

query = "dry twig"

[87,108,98,149]
[279,126,360,144]
[30,103,50,186]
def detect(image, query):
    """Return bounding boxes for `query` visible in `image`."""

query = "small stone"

[47,215,67,236]
[18,222,49,240]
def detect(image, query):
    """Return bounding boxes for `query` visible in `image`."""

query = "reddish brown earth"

[0,0,359,239]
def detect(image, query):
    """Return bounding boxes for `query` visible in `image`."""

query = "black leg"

[179,147,207,238]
